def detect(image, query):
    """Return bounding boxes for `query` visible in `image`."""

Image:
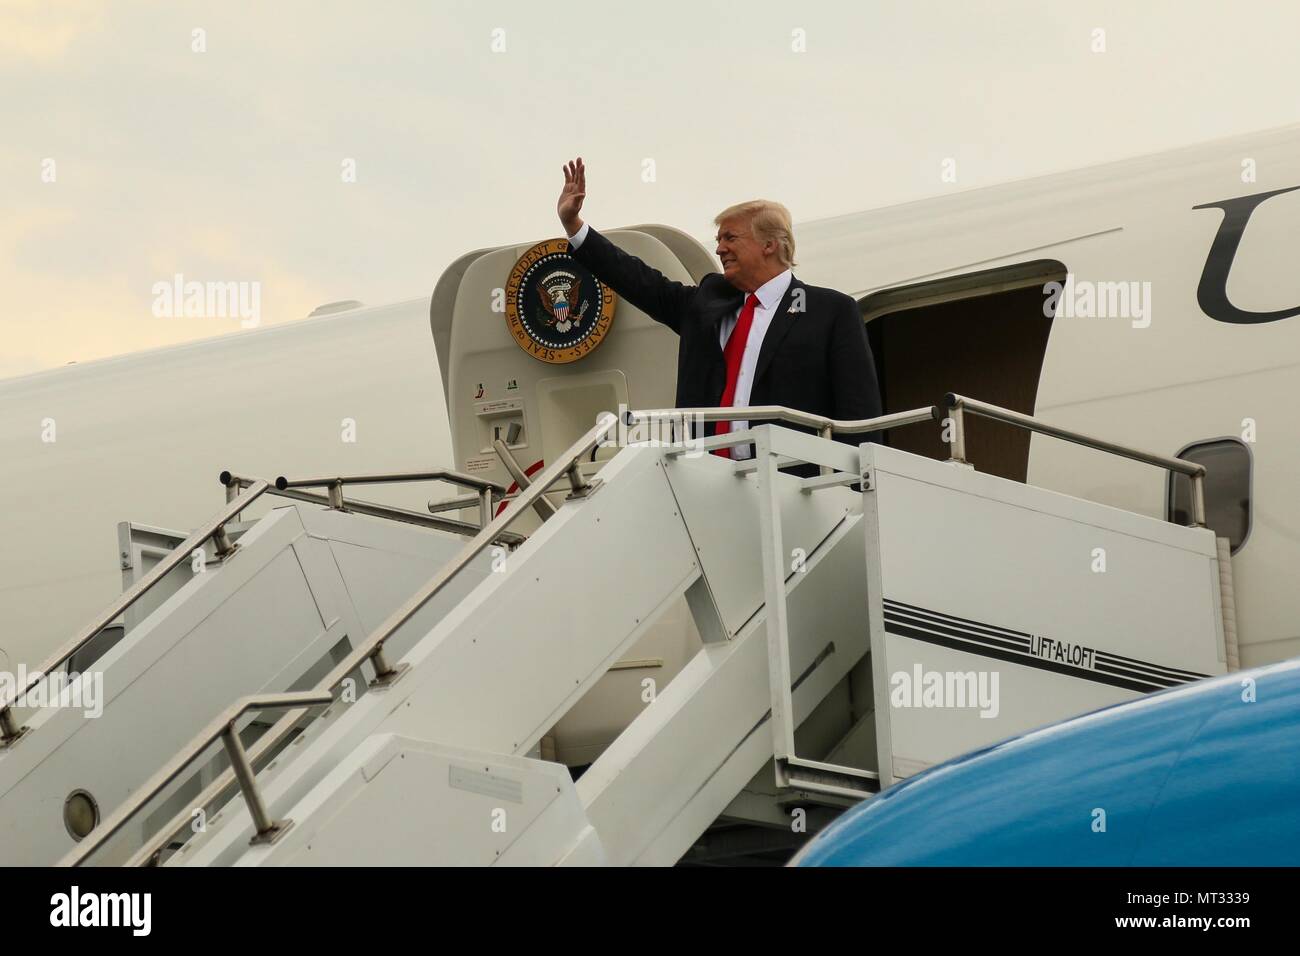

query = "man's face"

[715,216,772,292]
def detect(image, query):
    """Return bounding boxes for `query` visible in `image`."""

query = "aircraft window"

[1167,438,1251,553]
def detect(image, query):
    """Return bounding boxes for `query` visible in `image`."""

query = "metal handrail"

[275,469,507,494]
[628,405,937,477]
[276,470,508,530]
[940,393,1208,527]
[89,412,625,867]
[428,490,520,514]
[3,460,524,754]
[627,404,933,436]
[58,691,333,866]
[221,472,527,548]
[0,479,273,749]
[493,437,558,521]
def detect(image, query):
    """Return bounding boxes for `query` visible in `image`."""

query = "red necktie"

[712,293,760,458]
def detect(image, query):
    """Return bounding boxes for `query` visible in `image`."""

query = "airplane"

[791,657,1300,866]
[1,122,1298,865]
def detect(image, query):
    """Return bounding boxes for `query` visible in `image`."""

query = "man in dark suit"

[557,157,881,466]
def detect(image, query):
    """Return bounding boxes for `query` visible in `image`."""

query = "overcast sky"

[3,0,1299,378]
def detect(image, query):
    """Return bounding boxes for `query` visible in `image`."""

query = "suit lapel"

[708,284,744,332]
[752,275,801,389]
[705,283,743,357]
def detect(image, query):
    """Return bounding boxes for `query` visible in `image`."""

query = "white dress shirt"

[568,223,792,460]
[568,222,591,248]
[716,269,793,458]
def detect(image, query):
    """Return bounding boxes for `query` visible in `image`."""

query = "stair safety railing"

[633,396,1208,526]
[269,468,509,533]
[221,469,526,546]
[0,478,274,750]
[1,463,525,751]
[940,393,1207,527]
[66,692,333,862]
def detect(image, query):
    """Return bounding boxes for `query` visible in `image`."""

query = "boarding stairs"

[0,396,1231,866]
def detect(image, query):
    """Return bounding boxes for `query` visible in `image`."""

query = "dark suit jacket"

[568,226,883,460]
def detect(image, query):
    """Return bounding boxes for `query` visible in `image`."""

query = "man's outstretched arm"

[558,157,695,335]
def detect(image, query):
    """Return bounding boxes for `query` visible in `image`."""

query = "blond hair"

[714,200,796,268]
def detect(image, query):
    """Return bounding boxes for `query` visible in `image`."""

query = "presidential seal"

[504,239,616,364]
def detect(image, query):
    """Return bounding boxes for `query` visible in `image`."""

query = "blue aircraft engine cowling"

[793,659,1300,866]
